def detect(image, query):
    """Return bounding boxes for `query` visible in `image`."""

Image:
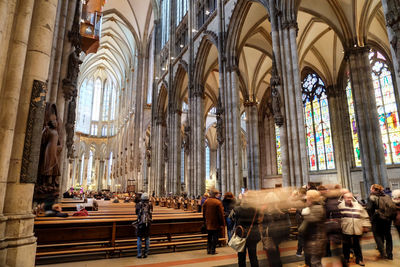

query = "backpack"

[377,195,397,221]
[138,202,152,226]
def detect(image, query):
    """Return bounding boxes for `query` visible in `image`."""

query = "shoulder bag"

[228,210,257,252]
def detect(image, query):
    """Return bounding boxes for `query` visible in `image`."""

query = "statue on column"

[386,0,400,73]
[216,96,224,145]
[270,55,284,127]
[164,133,169,162]
[35,104,63,199]
[182,126,190,152]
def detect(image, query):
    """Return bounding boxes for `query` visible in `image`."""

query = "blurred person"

[299,190,326,267]
[366,184,396,260]
[135,192,153,258]
[201,192,210,206]
[203,189,225,255]
[392,189,400,237]
[46,203,68,217]
[222,192,236,241]
[260,192,291,267]
[294,187,307,257]
[338,192,370,266]
[230,191,260,267]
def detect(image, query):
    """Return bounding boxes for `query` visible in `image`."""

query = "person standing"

[222,192,236,241]
[203,189,225,255]
[230,192,260,267]
[136,193,153,258]
[392,189,400,237]
[366,184,396,260]
[338,192,370,266]
[300,190,326,267]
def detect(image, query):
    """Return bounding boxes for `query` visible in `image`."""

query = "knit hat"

[141,192,149,200]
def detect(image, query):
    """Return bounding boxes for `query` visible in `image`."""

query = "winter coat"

[367,192,396,222]
[394,202,400,226]
[301,202,327,257]
[230,205,260,243]
[203,197,225,230]
[338,200,370,235]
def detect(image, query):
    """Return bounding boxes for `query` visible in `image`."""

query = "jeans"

[238,241,259,267]
[372,219,393,257]
[342,234,362,261]
[226,217,234,241]
[137,236,150,257]
[207,230,219,253]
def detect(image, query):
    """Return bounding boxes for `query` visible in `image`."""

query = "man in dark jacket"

[203,189,225,254]
[366,184,395,260]
[136,193,153,258]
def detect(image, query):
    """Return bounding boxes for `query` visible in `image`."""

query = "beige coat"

[338,200,370,235]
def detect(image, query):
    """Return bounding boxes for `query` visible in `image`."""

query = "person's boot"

[207,243,211,254]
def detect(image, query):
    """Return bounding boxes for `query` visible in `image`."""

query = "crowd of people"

[201,184,399,267]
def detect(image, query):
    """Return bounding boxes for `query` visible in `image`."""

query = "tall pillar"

[244,101,260,190]
[4,0,58,266]
[326,85,352,189]
[269,1,308,187]
[98,160,105,191]
[167,109,181,194]
[0,0,34,261]
[346,46,388,189]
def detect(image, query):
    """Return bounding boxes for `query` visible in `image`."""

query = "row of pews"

[34,198,224,264]
[152,196,202,212]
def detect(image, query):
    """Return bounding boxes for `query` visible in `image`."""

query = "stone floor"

[39,231,399,267]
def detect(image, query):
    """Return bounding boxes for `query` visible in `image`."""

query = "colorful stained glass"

[302,72,335,171]
[345,80,362,167]
[370,49,400,164]
[275,125,282,174]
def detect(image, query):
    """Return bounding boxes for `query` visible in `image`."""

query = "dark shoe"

[143,254,148,258]
[356,260,365,266]
[386,254,393,260]
[211,251,217,255]
[137,255,142,258]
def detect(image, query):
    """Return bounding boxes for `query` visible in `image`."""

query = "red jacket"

[73,209,89,216]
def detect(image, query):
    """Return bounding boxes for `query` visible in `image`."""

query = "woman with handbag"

[260,192,291,267]
[229,192,260,267]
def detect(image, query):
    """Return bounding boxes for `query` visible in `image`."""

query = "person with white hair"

[338,192,370,266]
[392,189,400,237]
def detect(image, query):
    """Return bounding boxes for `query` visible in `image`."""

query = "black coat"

[231,205,260,243]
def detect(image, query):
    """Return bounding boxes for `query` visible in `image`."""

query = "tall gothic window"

[161,0,170,47]
[205,144,210,179]
[108,152,113,186]
[302,72,335,171]
[176,0,188,26]
[181,148,185,184]
[87,150,93,184]
[275,125,282,174]
[92,78,101,121]
[370,49,400,164]
[77,79,93,133]
[110,83,116,120]
[103,81,110,121]
[345,79,362,167]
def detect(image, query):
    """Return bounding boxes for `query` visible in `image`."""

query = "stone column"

[346,46,388,189]
[244,101,260,190]
[0,1,35,261]
[326,85,352,189]
[4,1,58,266]
[98,160,105,191]
[209,148,217,182]
[71,157,77,188]
[167,109,182,194]
[269,1,308,187]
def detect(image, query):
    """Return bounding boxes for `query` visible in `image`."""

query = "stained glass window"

[87,150,93,184]
[176,0,188,26]
[205,144,210,179]
[161,0,170,47]
[102,81,110,121]
[302,72,335,171]
[77,79,93,134]
[108,152,112,186]
[275,125,282,174]
[181,148,185,184]
[369,50,400,164]
[345,79,362,167]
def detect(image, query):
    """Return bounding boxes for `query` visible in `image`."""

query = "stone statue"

[164,132,169,162]
[146,145,151,167]
[182,126,190,152]
[66,90,77,158]
[36,104,63,197]
[270,55,284,127]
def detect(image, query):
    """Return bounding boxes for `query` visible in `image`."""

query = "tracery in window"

[302,72,335,171]
[176,0,188,26]
[103,81,110,121]
[369,49,400,164]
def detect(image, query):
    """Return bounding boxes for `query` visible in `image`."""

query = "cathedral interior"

[0,0,400,266]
